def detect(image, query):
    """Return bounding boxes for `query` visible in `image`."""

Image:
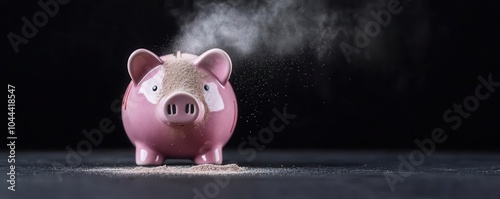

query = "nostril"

[183,104,196,114]
[167,104,177,115]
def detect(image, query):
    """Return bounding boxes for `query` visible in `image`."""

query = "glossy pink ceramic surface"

[122,48,237,165]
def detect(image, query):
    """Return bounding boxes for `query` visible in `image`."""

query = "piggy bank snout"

[159,91,205,125]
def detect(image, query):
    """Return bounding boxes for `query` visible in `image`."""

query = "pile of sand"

[87,164,246,176]
[131,164,243,175]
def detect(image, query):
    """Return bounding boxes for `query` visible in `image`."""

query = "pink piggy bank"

[121,48,238,165]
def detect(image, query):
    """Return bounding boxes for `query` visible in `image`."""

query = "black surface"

[1,150,499,199]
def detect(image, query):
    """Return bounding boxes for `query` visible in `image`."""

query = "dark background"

[3,0,499,152]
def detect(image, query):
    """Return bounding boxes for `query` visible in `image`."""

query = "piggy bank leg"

[135,145,165,166]
[194,147,223,165]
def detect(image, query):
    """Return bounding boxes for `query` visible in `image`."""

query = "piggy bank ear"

[127,49,163,85]
[193,49,232,85]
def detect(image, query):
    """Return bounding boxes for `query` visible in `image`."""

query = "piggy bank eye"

[152,85,158,91]
[204,84,210,91]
